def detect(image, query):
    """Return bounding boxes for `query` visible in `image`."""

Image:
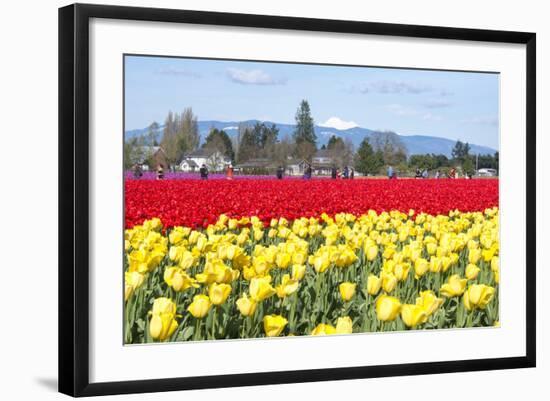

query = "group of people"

[386,165,472,180]
[135,163,474,181]
[330,165,355,179]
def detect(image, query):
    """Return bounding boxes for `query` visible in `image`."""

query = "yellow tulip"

[163,267,199,292]
[414,258,429,278]
[276,274,300,298]
[465,263,481,280]
[401,304,428,328]
[365,244,379,261]
[429,257,442,273]
[124,271,145,301]
[313,254,331,273]
[426,242,437,255]
[149,297,178,341]
[249,276,276,302]
[339,282,356,301]
[311,323,336,335]
[235,293,257,317]
[463,284,496,311]
[208,283,232,305]
[292,264,307,280]
[275,252,292,269]
[491,256,499,273]
[335,316,353,334]
[381,272,397,293]
[393,262,411,281]
[187,294,211,318]
[415,290,443,315]
[440,274,468,297]
[366,274,382,296]
[263,314,288,337]
[376,295,402,321]
[468,248,481,264]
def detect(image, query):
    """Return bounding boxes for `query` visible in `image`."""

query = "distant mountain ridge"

[125,120,497,158]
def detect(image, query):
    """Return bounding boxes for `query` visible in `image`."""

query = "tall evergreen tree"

[293,100,316,160]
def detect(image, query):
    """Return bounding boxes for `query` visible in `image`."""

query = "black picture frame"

[58,3,536,397]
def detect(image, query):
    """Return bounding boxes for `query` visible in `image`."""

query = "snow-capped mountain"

[125,120,497,158]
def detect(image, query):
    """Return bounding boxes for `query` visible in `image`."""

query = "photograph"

[123,54,500,344]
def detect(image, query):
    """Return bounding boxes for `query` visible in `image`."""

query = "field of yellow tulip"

[124,208,499,343]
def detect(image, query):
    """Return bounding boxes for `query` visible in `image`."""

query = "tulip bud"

[366,274,382,296]
[291,264,307,280]
[339,282,356,301]
[365,244,379,261]
[376,295,402,322]
[463,284,495,311]
[149,297,178,341]
[465,263,481,280]
[382,272,397,293]
[208,283,232,305]
[187,294,212,318]
[414,258,429,278]
[124,271,145,301]
[236,293,257,317]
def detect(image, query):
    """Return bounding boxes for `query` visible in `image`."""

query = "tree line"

[354,137,498,176]
[124,100,498,176]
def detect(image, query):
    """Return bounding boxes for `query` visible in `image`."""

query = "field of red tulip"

[125,178,498,229]
[124,178,499,343]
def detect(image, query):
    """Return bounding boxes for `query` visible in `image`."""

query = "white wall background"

[0,0,545,399]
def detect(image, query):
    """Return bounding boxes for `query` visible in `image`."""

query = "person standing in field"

[200,164,209,180]
[350,167,355,179]
[331,166,337,179]
[303,164,312,179]
[387,165,394,179]
[343,166,349,179]
[276,166,284,179]
[156,164,164,180]
[226,164,234,180]
[132,163,143,179]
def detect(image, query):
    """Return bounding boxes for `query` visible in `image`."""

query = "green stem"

[212,307,217,339]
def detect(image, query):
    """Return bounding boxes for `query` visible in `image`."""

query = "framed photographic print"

[58,3,536,397]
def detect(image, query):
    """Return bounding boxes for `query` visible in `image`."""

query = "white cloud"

[354,80,433,95]
[319,117,359,130]
[226,68,286,85]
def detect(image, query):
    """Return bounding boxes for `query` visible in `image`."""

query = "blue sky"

[124,55,499,149]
